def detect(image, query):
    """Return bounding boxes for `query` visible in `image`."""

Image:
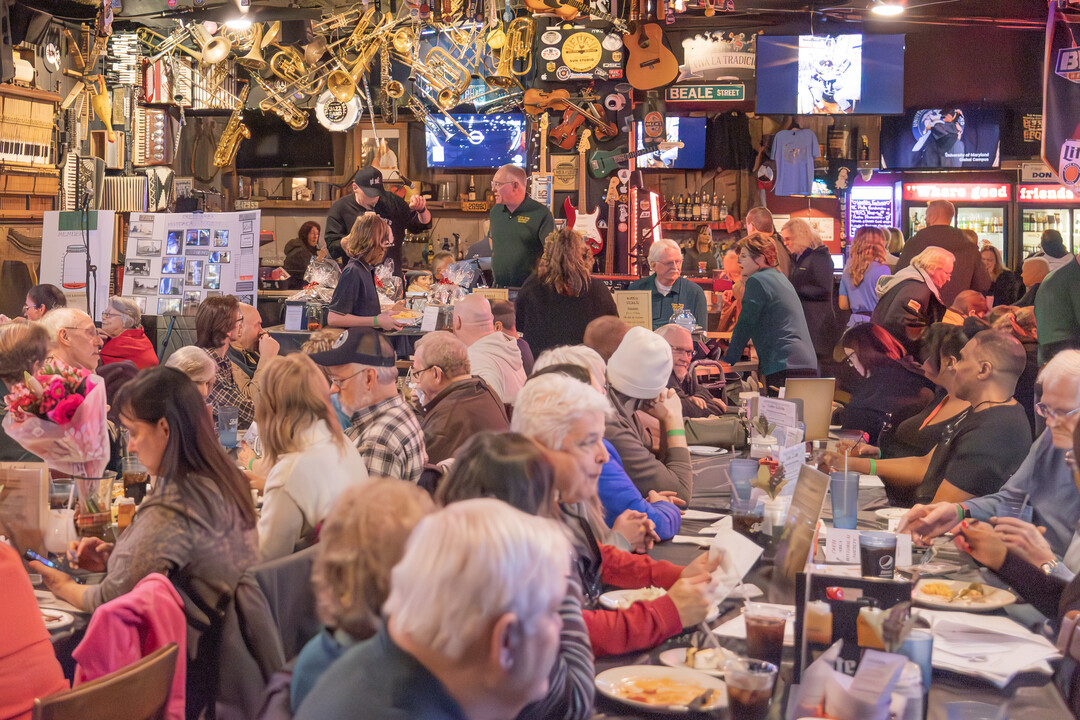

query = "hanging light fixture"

[871,0,905,16]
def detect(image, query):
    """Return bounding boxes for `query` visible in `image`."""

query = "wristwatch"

[1040,558,1059,575]
[1041,557,1072,581]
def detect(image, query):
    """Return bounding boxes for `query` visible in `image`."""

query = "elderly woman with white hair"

[872,245,956,355]
[99,296,158,369]
[511,372,718,657]
[782,218,837,364]
[627,238,708,329]
[165,346,217,399]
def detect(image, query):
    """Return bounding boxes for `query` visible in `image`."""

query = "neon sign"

[902,183,1011,202]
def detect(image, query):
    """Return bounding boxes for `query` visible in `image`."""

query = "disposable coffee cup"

[859,531,898,579]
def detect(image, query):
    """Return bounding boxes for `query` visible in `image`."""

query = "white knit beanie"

[606,326,673,399]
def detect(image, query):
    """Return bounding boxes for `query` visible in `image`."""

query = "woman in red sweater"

[99,296,158,370]
[511,372,720,656]
[0,541,68,719]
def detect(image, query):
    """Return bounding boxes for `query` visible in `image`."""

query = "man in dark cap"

[309,328,428,482]
[324,166,431,275]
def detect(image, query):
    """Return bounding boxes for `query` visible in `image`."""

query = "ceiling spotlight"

[871,1,905,15]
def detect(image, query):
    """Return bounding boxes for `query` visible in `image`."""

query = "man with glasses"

[628,238,708,330]
[901,350,1080,579]
[310,328,427,483]
[409,331,507,464]
[654,324,725,418]
[37,308,103,371]
[488,164,554,287]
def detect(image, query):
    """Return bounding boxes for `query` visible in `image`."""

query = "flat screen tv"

[633,116,707,170]
[880,107,1001,169]
[756,34,905,115]
[235,111,335,172]
[425,114,528,169]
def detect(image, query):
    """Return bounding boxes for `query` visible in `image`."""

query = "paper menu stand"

[793,572,913,682]
[613,290,653,330]
[0,462,50,554]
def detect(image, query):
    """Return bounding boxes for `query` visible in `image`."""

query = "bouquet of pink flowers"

[3,361,110,478]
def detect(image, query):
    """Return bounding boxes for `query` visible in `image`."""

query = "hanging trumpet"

[251,72,308,130]
[486,17,533,88]
[313,4,366,34]
[138,25,204,63]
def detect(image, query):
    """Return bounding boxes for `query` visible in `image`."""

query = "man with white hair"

[294,499,570,720]
[38,307,103,371]
[654,324,726,418]
[453,294,526,405]
[628,238,708,329]
[310,328,427,482]
[227,303,276,379]
[489,163,555,287]
[872,245,955,355]
[894,199,991,306]
[901,350,1080,579]
[410,331,508,464]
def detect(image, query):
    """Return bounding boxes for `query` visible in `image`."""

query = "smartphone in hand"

[23,548,85,583]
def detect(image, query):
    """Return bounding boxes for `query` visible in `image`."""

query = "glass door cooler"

[1016,184,1080,257]
[901,181,1012,257]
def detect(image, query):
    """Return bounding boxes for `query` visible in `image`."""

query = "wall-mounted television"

[425,114,528,169]
[756,34,905,115]
[235,111,335,172]
[633,116,707,170]
[879,107,1001,170]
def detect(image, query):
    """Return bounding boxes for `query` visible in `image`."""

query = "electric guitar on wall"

[623,0,679,90]
[563,129,603,255]
[588,141,683,178]
[603,175,620,273]
[531,112,554,212]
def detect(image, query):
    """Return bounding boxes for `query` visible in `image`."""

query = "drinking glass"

[218,407,239,449]
[829,471,860,529]
[120,456,149,504]
[898,629,934,689]
[743,603,789,667]
[729,459,758,501]
[859,531,898,579]
[995,496,1033,523]
[725,658,778,720]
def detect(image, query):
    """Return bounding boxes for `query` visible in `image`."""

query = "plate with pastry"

[595,665,727,713]
[658,646,739,678]
[913,579,1016,612]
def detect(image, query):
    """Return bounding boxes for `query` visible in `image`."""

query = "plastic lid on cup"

[859,531,898,547]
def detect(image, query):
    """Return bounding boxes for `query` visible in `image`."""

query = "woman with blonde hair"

[165,345,217,399]
[254,353,368,562]
[885,227,904,265]
[840,226,892,327]
[515,227,618,355]
[981,242,1022,307]
[290,479,434,711]
[782,218,836,364]
[327,212,405,331]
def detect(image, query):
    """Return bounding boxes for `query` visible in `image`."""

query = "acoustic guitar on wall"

[623,0,679,90]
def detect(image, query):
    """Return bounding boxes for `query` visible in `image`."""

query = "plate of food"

[595,665,727,712]
[913,579,1017,611]
[41,609,74,631]
[658,646,738,678]
[688,446,730,457]
[391,309,422,326]
[875,508,908,522]
[600,588,720,622]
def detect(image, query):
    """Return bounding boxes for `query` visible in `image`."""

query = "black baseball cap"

[309,328,396,367]
[346,166,384,198]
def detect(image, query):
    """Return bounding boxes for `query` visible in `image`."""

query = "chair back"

[33,643,179,720]
[1056,610,1080,717]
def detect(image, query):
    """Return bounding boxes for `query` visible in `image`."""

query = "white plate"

[875,508,908,521]
[41,609,74,631]
[595,665,727,712]
[688,446,730,456]
[912,579,1017,612]
[658,646,738,678]
[600,589,720,622]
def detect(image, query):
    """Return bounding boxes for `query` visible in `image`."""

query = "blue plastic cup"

[729,459,758,501]
[898,629,934,689]
[218,407,239,449]
[829,471,860,530]
[995,497,1034,524]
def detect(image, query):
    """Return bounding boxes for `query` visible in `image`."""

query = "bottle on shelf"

[424,242,434,265]
[710,195,720,222]
[702,193,711,221]
[719,195,728,221]
[678,195,687,221]
[692,193,701,221]
[468,176,477,202]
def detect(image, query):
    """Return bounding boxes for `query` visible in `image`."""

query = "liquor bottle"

[468,176,477,202]
[702,193,711,220]
[425,242,434,265]
[678,195,687,221]
[711,195,720,222]
[719,195,728,220]
[692,193,701,221]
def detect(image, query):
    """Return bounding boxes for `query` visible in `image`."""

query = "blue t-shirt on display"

[771,128,820,196]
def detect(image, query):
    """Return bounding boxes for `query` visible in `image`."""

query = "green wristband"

[247,457,255,471]
[373,314,379,328]
[869,458,876,475]
[666,428,686,437]
[956,504,965,523]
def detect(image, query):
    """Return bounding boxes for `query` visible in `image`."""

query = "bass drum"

[314,90,362,132]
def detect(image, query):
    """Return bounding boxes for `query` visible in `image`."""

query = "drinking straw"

[66,484,75,510]
[1018,493,1030,519]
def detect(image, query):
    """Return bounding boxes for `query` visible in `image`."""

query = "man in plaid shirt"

[311,328,427,483]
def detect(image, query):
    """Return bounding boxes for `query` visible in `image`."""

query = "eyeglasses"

[842,351,857,366]
[63,326,99,339]
[21,303,43,315]
[1034,403,1080,422]
[490,180,515,189]
[672,347,693,357]
[328,367,368,387]
[100,311,119,320]
[406,365,440,383]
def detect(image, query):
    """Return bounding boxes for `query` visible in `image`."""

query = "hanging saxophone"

[214,82,250,167]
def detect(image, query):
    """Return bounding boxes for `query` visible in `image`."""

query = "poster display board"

[41,211,117,321]
[120,211,261,314]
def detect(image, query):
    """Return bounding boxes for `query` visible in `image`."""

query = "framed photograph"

[132,277,158,295]
[162,257,185,275]
[136,239,162,256]
[183,291,201,315]
[166,231,183,255]
[158,298,181,314]
[208,251,231,263]
[128,221,154,237]
[185,229,200,247]
[214,230,229,247]
[126,259,151,276]
[198,229,211,246]
[204,264,221,290]
[186,259,204,286]
[360,123,408,182]
[159,277,183,295]
[132,296,146,313]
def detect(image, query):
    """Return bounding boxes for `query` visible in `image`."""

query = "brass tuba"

[486,17,533,88]
[413,46,471,110]
[189,23,231,65]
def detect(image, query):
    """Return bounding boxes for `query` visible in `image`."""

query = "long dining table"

[590,451,1073,719]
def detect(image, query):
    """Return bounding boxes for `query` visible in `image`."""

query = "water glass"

[945,701,1006,720]
[898,629,934,689]
[725,658,778,720]
[995,496,1033,523]
[729,459,758,501]
[218,407,239,449]
[829,471,860,529]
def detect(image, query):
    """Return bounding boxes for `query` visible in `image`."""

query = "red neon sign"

[1018,184,1079,202]
[902,183,1011,202]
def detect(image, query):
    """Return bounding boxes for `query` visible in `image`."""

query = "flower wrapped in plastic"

[373,259,402,302]
[2,362,110,478]
[304,256,341,290]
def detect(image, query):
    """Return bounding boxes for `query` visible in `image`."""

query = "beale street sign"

[665,84,745,104]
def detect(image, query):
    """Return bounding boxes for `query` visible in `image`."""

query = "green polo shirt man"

[489,164,555,288]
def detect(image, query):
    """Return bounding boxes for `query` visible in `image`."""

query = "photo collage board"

[121,210,261,315]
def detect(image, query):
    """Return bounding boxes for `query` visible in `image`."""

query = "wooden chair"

[32,643,179,720]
